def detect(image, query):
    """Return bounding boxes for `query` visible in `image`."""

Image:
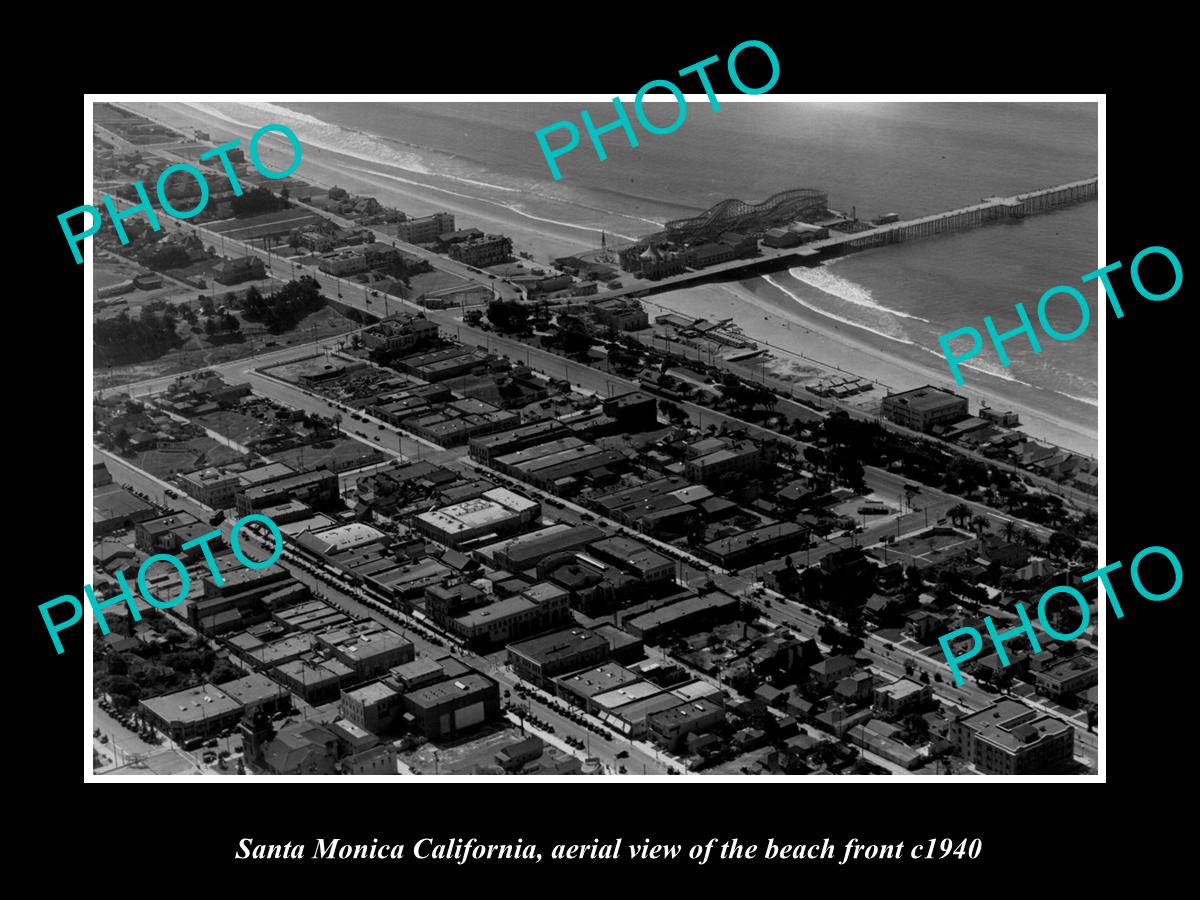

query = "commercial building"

[599,691,684,740]
[386,658,446,692]
[449,234,513,267]
[469,420,570,466]
[213,256,265,285]
[139,682,244,744]
[401,672,500,739]
[135,511,202,553]
[483,523,607,573]
[410,487,541,549]
[699,521,807,570]
[179,467,240,509]
[587,536,674,584]
[507,627,611,687]
[446,582,570,648]
[316,626,415,681]
[647,697,725,751]
[1033,654,1099,699]
[395,212,455,245]
[951,700,1075,774]
[762,227,800,249]
[362,314,439,353]
[236,468,339,515]
[94,482,158,536]
[556,662,642,713]
[623,591,741,643]
[684,440,763,483]
[873,677,933,716]
[881,386,969,433]
[592,298,649,331]
[274,658,353,704]
[340,681,403,734]
[600,391,658,429]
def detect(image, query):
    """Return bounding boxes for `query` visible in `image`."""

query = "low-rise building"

[507,627,611,687]
[446,583,571,648]
[951,699,1074,774]
[647,697,725,750]
[401,672,499,739]
[881,385,969,432]
[179,467,240,509]
[873,677,932,716]
[410,487,541,549]
[340,681,403,734]
[449,234,512,267]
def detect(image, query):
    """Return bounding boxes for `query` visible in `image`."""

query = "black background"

[20,24,1190,886]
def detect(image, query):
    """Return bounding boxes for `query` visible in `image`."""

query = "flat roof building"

[507,627,611,688]
[881,385,969,433]
[401,672,499,740]
[952,699,1074,774]
[411,487,541,549]
[556,662,642,713]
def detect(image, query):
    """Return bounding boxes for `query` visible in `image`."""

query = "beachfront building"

[395,212,455,244]
[881,386,969,432]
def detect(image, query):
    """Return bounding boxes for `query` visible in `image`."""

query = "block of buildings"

[622,591,741,643]
[410,487,541,549]
[445,582,570,648]
[507,627,611,687]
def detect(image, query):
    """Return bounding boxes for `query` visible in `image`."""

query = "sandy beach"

[118,101,1097,457]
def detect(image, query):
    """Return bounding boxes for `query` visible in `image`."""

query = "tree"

[948,503,971,527]
[1048,530,1081,560]
[210,661,242,684]
[971,515,991,536]
[487,299,530,334]
[1001,519,1017,542]
[558,323,594,358]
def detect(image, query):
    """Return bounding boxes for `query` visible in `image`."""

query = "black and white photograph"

[76,94,1109,781]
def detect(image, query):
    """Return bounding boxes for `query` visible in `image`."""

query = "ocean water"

[183,99,1098,417]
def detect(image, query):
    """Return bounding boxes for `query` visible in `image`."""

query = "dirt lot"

[270,437,386,473]
[95,305,360,391]
[128,437,246,478]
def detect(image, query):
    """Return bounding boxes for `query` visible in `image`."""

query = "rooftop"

[508,627,609,667]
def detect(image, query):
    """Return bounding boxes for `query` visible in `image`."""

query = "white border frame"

[83,93,1105,784]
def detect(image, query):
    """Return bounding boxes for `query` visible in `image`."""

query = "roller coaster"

[660,188,829,244]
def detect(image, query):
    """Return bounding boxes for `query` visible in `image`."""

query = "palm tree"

[971,515,991,536]
[948,502,971,527]
[1001,519,1017,542]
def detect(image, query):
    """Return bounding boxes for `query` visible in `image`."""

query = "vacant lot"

[129,437,245,478]
[270,437,386,473]
[95,305,360,391]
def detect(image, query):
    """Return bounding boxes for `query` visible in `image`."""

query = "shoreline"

[123,102,1098,456]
